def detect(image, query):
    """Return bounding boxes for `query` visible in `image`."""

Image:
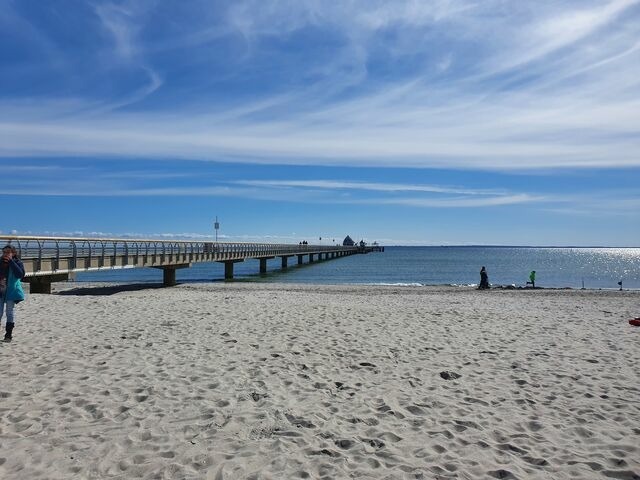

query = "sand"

[0,283,638,479]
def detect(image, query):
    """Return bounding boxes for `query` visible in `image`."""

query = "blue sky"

[1,0,639,246]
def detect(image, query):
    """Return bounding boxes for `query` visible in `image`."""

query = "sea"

[76,246,640,290]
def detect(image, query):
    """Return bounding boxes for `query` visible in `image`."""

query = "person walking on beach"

[0,245,25,342]
[478,266,490,289]
[527,270,536,288]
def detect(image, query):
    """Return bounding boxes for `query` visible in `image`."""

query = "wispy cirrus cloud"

[480,0,640,75]
[528,0,637,59]
[0,165,528,205]
[4,175,635,221]
[2,166,633,217]
[235,179,507,196]
[94,3,139,60]
[366,194,543,208]
[0,1,639,170]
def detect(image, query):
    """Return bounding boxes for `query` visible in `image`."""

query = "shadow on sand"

[55,283,166,296]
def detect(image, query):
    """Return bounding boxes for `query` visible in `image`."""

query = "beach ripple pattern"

[0,283,638,479]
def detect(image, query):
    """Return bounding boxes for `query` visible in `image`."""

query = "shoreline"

[40,280,640,295]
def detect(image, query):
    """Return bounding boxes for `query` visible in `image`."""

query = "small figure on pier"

[526,270,536,288]
[478,266,490,290]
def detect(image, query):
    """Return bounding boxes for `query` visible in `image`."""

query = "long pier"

[1,236,383,293]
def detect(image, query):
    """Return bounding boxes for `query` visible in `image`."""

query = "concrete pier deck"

[1,236,382,293]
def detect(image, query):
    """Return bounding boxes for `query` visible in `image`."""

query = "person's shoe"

[3,323,14,342]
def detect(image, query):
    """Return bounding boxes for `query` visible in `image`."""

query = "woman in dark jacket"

[0,245,26,342]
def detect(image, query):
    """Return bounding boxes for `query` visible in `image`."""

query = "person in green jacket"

[0,245,26,342]
[527,270,536,288]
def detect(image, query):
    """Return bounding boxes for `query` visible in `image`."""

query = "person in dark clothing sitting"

[478,266,490,290]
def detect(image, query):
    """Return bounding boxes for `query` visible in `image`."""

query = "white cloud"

[0,1,639,170]
[94,3,139,60]
[235,179,506,196]
[1,105,638,169]
[531,0,638,57]
[375,194,544,208]
[0,172,554,209]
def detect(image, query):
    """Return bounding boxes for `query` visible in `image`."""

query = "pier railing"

[1,235,379,292]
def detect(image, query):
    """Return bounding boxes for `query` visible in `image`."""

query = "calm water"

[76,247,640,290]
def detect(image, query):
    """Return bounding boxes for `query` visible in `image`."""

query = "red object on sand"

[629,318,640,326]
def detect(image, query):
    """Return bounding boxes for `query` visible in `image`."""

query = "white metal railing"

[1,235,360,276]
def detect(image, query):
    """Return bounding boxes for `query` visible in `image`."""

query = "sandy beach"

[0,283,638,479]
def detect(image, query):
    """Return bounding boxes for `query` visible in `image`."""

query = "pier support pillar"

[258,257,274,274]
[297,255,304,265]
[280,256,289,269]
[154,264,190,287]
[163,268,176,286]
[217,259,244,280]
[225,261,237,279]
[226,261,235,279]
[309,254,314,263]
[28,273,69,294]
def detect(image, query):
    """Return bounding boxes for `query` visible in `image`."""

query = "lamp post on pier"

[214,217,220,242]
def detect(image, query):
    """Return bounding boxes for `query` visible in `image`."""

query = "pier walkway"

[1,236,383,293]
